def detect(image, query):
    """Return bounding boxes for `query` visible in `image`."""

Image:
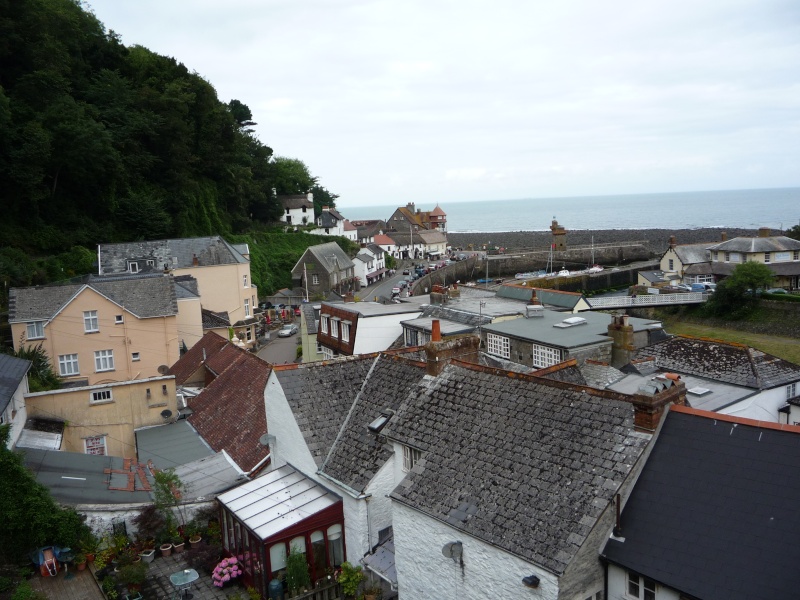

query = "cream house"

[707,228,800,289]
[659,235,715,285]
[9,275,181,386]
[97,236,257,347]
[24,376,178,457]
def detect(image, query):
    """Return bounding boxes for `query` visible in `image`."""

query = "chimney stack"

[424,335,481,376]
[630,377,687,433]
[758,227,771,238]
[608,314,635,367]
[431,319,442,342]
[720,231,727,241]
[668,236,676,249]
[192,254,199,267]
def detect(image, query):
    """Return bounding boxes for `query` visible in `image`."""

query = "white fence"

[586,292,707,309]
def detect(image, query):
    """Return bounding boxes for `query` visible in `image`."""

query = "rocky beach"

[447,227,766,256]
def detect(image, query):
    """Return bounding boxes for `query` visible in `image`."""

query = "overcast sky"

[86,0,800,209]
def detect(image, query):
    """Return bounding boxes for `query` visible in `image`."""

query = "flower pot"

[85,553,96,563]
[189,536,202,548]
[173,542,185,553]
[76,562,87,572]
[160,543,173,557]
[139,549,155,564]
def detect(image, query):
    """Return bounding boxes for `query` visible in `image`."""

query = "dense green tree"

[706,261,775,317]
[271,157,317,196]
[786,223,800,241]
[309,184,339,217]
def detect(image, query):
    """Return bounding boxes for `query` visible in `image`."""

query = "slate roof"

[602,407,800,600]
[301,242,355,274]
[9,275,178,322]
[273,356,376,466]
[385,363,649,575]
[167,332,229,385]
[320,355,427,493]
[711,261,800,276]
[173,275,200,298]
[420,305,492,328]
[667,242,711,265]
[98,236,247,273]
[201,309,230,329]
[497,285,584,310]
[635,336,800,390]
[301,304,320,335]
[318,208,345,227]
[187,350,271,472]
[135,420,215,471]
[707,235,800,253]
[416,230,447,245]
[531,361,587,385]
[0,354,31,413]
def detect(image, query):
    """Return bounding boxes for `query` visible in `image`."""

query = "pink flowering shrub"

[211,556,242,587]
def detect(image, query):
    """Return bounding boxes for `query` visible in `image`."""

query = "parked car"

[259,301,273,310]
[399,281,408,288]
[391,286,401,295]
[766,288,787,294]
[675,284,693,292]
[278,324,298,337]
[402,269,410,275]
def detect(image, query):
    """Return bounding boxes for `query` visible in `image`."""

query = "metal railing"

[586,292,707,309]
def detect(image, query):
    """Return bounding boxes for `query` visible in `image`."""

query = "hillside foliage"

[0,0,340,297]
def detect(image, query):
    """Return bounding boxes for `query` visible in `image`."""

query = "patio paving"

[28,563,105,600]
[139,551,248,600]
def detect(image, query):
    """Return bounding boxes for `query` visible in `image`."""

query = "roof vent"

[553,316,587,328]
[525,305,544,318]
[687,387,712,396]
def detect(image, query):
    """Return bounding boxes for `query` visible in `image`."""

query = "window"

[128,261,139,273]
[316,340,323,354]
[327,525,344,567]
[321,316,329,334]
[627,572,655,600]
[402,445,421,472]
[330,319,338,337]
[794,250,799,261]
[713,251,718,261]
[341,323,350,342]
[405,328,418,346]
[486,333,510,359]
[243,274,248,288]
[312,274,319,285]
[244,298,250,317]
[84,435,106,455]
[775,251,790,263]
[311,531,326,579]
[132,352,140,362]
[115,315,124,324]
[83,310,99,333]
[94,349,115,372]
[788,383,798,400]
[26,321,44,340]
[58,354,79,376]
[532,344,562,368]
[246,327,253,342]
[90,389,113,404]
[764,252,771,263]
[146,259,155,267]
[269,543,287,580]
[667,259,674,271]
[724,252,730,262]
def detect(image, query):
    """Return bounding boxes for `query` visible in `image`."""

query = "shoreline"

[446,227,766,254]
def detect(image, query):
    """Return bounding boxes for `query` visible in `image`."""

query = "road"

[256,332,300,365]
[361,268,413,300]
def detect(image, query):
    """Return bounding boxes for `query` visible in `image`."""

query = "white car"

[278,324,298,337]
[391,287,401,295]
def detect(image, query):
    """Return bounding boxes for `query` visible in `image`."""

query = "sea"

[342,187,800,233]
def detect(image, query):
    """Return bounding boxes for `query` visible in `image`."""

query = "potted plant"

[211,557,242,588]
[139,547,155,563]
[132,504,165,549]
[172,530,185,553]
[363,582,382,600]
[338,562,365,600]
[186,521,203,548]
[74,553,87,572]
[117,561,148,594]
[80,532,100,563]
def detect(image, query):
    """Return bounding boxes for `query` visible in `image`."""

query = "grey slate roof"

[173,452,246,500]
[317,210,344,228]
[300,304,320,335]
[274,356,376,466]
[602,408,800,600]
[320,355,427,493]
[670,243,711,265]
[385,363,649,575]
[201,308,230,329]
[302,242,355,273]
[497,285,583,310]
[420,304,492,328]
[98,236,247,274]
[635,336,800,390]
[173,275,200,298]
[9,275,178,322]
[707,234,800,253]
[0,354,31,413]
[135,420,215,471]
[579,362,627,389]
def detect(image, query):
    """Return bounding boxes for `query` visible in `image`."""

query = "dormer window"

[402,445,422,472]
[128,261,139,273]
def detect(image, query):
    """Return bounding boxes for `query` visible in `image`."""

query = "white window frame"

[316,340,323,354]
[84,435,106,455]
[244,298,251,317]
[532,343,562,368]
[128,261,139,273]
[788,383,798,400]
[312,274,320,285]
[83,310,99,333]
[243,274,248,288]
[321,316,329,334]
[131,352,140,362]
[774,251,790,263]
[94,349,115,372]
[402,445,422,472]
[115,315,124,324]
[330,319,338,338]
[90,389,113,404]
[667,259,674,271]
[627,572,655,600]
[341,323,350,343]
[58,354,79,376]
[486,333,510,359]
[26,321,45,340]
[764,252,771,263]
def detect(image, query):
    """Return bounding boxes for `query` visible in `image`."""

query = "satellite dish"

[441,541,463,560]
[160,409,173,420]
[157,365,170,375]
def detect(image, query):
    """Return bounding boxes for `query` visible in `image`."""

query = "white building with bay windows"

[707,229,800,290]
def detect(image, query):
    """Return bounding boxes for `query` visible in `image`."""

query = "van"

[691,283,715,293]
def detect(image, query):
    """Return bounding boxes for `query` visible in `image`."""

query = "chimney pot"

[669,235,676,248]
[758,227,771,238]
[431,319,442,342]
[192,253,199,266]
[720,231,727,241]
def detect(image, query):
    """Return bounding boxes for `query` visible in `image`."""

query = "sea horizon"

[342,187,800,233]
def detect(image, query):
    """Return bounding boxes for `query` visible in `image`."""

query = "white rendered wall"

[364,459,395,550]
[606,564,680,600]
[353,313,421,355]
[341,492,367,562]
[393,501,559,600]
[264,372,318,475]
[7,377,29,449]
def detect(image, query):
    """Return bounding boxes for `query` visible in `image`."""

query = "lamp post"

[478,301,486,346]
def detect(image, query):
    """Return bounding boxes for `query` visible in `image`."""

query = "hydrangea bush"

[212,557,242,587]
